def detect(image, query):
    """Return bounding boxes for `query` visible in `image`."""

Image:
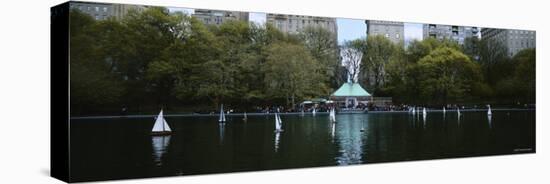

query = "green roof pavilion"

[331,82,371,97]
[330,83,371,109]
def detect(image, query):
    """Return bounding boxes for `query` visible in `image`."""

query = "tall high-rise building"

[423,24,479,45]
[192,9,249,26]
[69,2,148,20]
[266,14,338,36]
[481,28,536,57]
[366,20,404,44]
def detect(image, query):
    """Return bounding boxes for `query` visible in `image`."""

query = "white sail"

[219,104,226,122]
[412,107,416,114]
[443,107,446,114]
[330,108,336,122]
[457,107,461,116]
[275,113,282,131]
[279,113,282,130]
[152,110,171,132]
[243,112,247,120]
[312,108,316,116]
[331,109,334,121]
[333,109,336,121]
[162,119,171,131]
[328,109,332,121]
[487,105,492,116]
[422,107,427,116]
[223,109,226,121]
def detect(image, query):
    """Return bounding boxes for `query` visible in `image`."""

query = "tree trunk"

[291,94,295,109]
[213,96,220,112]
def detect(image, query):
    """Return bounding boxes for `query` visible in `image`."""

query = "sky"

[336,19,367,44]
[249,12,267,25]
[404,23,424,44]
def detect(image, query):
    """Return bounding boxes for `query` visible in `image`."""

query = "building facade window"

[95,7,99,12]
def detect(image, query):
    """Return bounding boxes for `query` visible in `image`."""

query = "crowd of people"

[125,102,535,115]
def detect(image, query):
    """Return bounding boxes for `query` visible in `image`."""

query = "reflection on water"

[69,110,535,181]
[219,123,225,144]
[330,122,335,139]
[274,132,280,152]
[488,115,492,129]
[151,135,171,166]
[423,114,427,128]
[334,115,364,165]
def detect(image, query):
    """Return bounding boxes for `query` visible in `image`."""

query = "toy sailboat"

[151,109,172,136]
[274,113,284,133]
[219,104,226,123]
[329,108,336,122]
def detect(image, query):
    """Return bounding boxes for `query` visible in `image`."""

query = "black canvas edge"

[51,1,71,183]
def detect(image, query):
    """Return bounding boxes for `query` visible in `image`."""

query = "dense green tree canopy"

[69,8,535,115]
[264,42,324,107]
[416,47,482,103]
[361,35,398,93]
[69,8,343,115]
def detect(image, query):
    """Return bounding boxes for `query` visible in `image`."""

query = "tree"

[381,44,408,98]
[462,36,481,61]
[361,35,397,93]
[341,39,364,83]
[263,42,323,107]
[165,15,223,106]
[69,10,124,114]
[511,48,535,103]
[299,26,340,89]
[416,47,483,104]
[479,38,509,85]
[406,37,460,63]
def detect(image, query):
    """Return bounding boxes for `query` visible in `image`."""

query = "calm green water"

[69,110,535,182]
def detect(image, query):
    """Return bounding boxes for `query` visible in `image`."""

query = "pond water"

[69,110,535,182]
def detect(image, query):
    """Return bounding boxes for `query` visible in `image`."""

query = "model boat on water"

[151,109,172,136]
[274,112,284,133]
